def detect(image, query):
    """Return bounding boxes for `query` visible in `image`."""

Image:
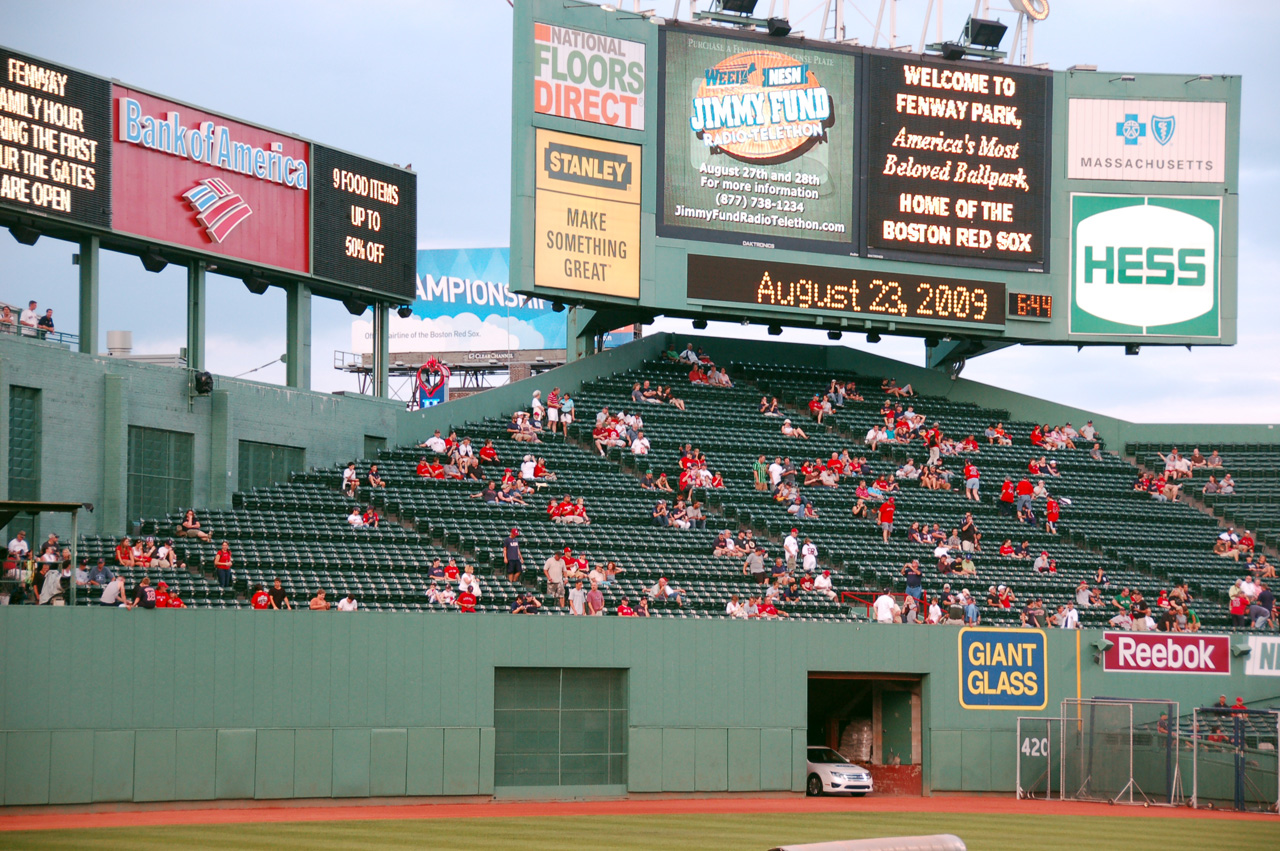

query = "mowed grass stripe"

[2,812,1277,850]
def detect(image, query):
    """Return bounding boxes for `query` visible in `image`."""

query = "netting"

[1058,698,1181,805]
[1016,716,1061,800]
[1192,708,1280,813]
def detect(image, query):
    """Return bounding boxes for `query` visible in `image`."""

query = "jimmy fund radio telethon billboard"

[508,0,1240,348]
[0,45,416,302]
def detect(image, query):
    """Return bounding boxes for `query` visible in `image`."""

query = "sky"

[3,0,1277,423]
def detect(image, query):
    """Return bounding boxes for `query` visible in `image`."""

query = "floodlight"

[140,250,167,273]
[243,275,270,295]
[939,43,966,61]
[397,306,414,319]
[718,0,759,14]
[343,298,368,316]
[692,319,708,330]
[866,332,881,344]
[552,302,566,313]
[965,17,1007,49]
[8,224,40,245]
[767,324,782,336]
[1125,344,1140,356]
[767,17,791,37]
[827,330,842,341]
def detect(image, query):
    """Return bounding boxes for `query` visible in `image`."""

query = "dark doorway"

[808,673,923,795]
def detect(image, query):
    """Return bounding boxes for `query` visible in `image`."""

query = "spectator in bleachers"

[154,538,178,569]
[987,422,1012,446]
[19,300,38,335]
[670,499,692,529]
[586,581,605,616]
[310,589,330,610]
[269,578,292,610]
[210,540,232,589]
[630,430,650,455]
[546,387,563,435]
[814,570,836,601]
[1080,421,1099,441]
[962,461,981,501]
[342,462,360,498]
[114,537,134,567]
[651,500,670,527]
[127,576,156,610]
[878,498,896,543]
[510,412,541,444]
[1252,556,1275,579]
[347,507,365,528]
[1250,583,1274,629]
[543,549,567,608]
[86,558,112,589]
[1090,443,1104,462]
[1206,450,1223,468]
[882,378,914,397]
[1219,474,1237,495]
[615,597,636,616]
[0,305,14,330]
[420,430,446,454]
[566,579,587,616]
[872,589,898,623]
[367,464,386,490]
[362,506,380,528]
[336,593,358,611]
[781,418,810,440]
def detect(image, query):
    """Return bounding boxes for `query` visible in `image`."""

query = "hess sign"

[688,254,1006,326]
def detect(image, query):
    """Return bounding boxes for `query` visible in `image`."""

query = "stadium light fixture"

[766,17,791,37]
[866,332,881,344]
[140,250,167,273]
[767,324,783,336]
[966,17,1008,49]
[718,0,760,14]
[1125,344,1140,356]
[343,298,368,316]
[827,330,842,341]
[8,224,40,245]
[552,302,566,313]
[692,319,708,330]
[397,306,414,319]
[927,16,1007,60]
[243,274,270,295]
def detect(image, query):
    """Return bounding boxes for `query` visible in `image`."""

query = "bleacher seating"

[64,355,1273,630]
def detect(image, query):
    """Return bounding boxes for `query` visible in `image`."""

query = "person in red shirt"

[456,589,477,613]
[533,458,550,478]
[416,457,431,477]
[963,462,980,501]
[478,440,499,464]
[616,598,636,616]
[961,434,979,452]
[444,560,460,581]
[1045,497,1060,534]
[362,507,380,528]
[709,471,724,489]
[999,478,1016,517]
[999,540,1015,556]
[426,460,446,479]
[250,585,270,609]
[115,537,135,567]
[1015,478,1034,514]
[878,498,896,543]
[1030,426,1045,447]
[214,541,233,589]
[1238,530,1255,552]
[166,589,186,608]
[154,581,170,608]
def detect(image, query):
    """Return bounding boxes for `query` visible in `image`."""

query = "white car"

[805,746,874,797]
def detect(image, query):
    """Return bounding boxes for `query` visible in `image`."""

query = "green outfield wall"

[0,608,1275,805]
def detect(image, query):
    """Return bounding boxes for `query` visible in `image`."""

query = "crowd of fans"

[1,299,56,339]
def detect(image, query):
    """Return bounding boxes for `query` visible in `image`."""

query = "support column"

[186,260,207,372]
[102,374,129,536]
[285,282,312,390]
[209,388,232,510]
[565,306,598,363]
[77,235,100,354]
[373,303,390,398]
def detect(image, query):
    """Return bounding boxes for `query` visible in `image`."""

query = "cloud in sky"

[3,0,1277,422]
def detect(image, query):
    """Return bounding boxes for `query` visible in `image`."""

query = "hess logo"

[1074,203,1214,329]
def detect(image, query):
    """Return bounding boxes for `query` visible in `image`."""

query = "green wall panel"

[370,729,408,797]
[294,729,334,798]
[92,730,134,802]
[5,731,49,805]
[442,728,480,796]
[930,731,963,792]
[332,728,371,798]
[405,727,444,796]
[726,728,761,791]
[627,727,662,792]
[175,729,216,801]
[255,729,295,799]
[694,728,727,792]
[478,727,495,795]
[791,729,808,792]
[960,730,993,792]
[989,730,1018,792]
[759,728,792,792]
[49,730,93,804]
[661,728,695,791]
[214,729,256,800]
[133,730,177,803]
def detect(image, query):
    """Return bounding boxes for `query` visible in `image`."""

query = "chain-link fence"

[1059,698,1182,806]
[1016,716,1061,800]
[1191,707,1280,813]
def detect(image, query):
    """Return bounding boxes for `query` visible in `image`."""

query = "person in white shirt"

[1219,528,1240,545]
[1060,601,1080,629]
[813,571,835,601]
[19,300,38,335]
[872,590,898,623]
[631,432,650,455]
[801,539,818,572]
[347,508,365,528]
[1241,577,1260,599]
[1062,423,1079,441]
[678,343,699,364]
[783,530,799,569]
[422,430,446,454]
[531,390,544,419]
[342,463,359,497]
[458,568,480,597]
[98,575,127,607]
[927,599,943,624]
[767,458,783,490]
[154,540,176,568]
[568,580,587,615]
[520,455,537,481]
[337,593,359,611]
[1080,421,1097,441]
[436,586,456,606]
[725,594,745,618]
[8,530,29,559]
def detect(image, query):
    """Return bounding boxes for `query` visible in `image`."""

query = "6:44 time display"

[687,255,1006,326]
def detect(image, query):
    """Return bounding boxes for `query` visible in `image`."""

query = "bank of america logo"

[182,178,253,243]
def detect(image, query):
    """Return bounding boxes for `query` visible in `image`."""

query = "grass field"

[2,812,1277,850]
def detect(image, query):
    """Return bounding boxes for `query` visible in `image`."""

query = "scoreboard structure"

[509,1,1240,366]
[0,45,416,304]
